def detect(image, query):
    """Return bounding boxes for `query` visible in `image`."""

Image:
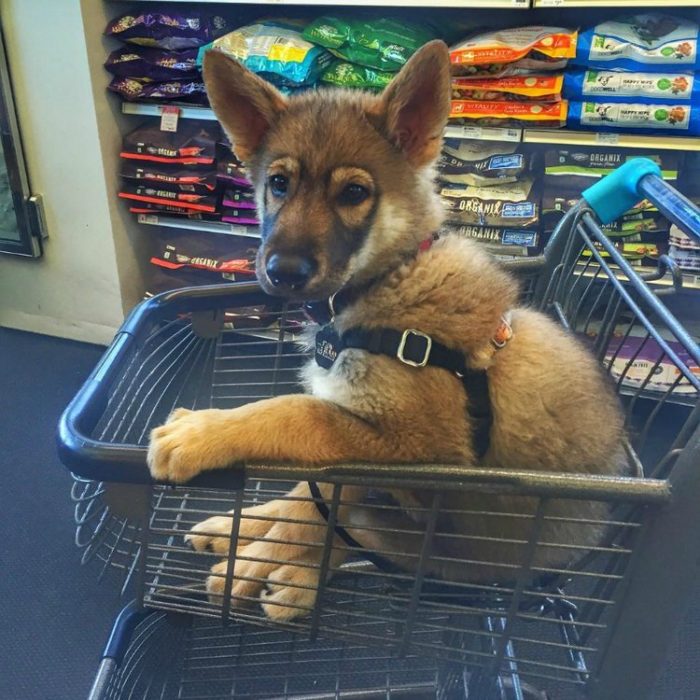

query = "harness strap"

[342,327,493,461]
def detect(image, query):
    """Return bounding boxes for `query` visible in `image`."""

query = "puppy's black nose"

[266,254,317,291]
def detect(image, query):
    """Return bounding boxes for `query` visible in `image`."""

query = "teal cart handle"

[581,158,662,225]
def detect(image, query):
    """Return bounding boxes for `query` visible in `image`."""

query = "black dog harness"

[303,240,513,562]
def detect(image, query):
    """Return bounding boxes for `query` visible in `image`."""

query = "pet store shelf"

[137,214,261,238]
[117,0,529,7]
[444,125,522,142]
[524,129,700,152]
[121,104,700,152]
[575,261,700,291]
[122,102,218,121]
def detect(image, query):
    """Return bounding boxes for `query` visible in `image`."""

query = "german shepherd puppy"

[147,41,625,621]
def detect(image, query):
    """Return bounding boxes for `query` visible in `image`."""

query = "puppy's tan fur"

[148,42,624,620]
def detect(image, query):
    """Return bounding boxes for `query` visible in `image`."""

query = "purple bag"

[105,47,200,80]
[108,77,209,104]
[105,11,230,50]
[221,207,259,225]
[222,187,257,210]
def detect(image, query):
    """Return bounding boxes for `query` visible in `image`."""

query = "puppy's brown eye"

[269,174,288,197]
[339,183,370,206]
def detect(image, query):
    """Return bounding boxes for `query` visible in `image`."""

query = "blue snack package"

[198,22,332,87]
[573,14,700,72]
[564,70,700,104]
[567,100,700,135]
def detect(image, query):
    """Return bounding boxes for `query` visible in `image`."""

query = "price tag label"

[460,126,483,140]
[137,214,158,225]
[538,0,564,6]
[160,105,180,132]
[595,132,620,145]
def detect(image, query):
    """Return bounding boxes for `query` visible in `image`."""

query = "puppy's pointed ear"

[373,40,451,167]
[203,50,287,162]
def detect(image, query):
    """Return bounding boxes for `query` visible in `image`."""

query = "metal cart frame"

[59,160,700,700]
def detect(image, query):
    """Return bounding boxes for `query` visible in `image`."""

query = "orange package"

[450,27,577,78]
[452,75,563,102]
[449,100,568,128]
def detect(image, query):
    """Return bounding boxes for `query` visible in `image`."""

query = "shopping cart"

[58,158,700,700]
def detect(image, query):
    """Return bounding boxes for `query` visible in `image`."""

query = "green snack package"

[321,60,393,90]
[302,16,436,72]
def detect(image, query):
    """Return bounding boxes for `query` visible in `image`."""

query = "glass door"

[0,16,45,257]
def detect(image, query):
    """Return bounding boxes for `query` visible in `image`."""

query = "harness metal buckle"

[397,329,432,368]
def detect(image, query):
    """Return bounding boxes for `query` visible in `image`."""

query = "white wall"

[0,0,123,344]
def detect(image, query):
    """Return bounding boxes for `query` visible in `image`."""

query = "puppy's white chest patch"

[300,350,368,409]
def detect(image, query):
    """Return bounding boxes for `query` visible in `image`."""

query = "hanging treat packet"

[199,22,332,87]
[105,11,230,50]
[302,16,436,72]
[438,139,535,187]
[121,122,219,165]
[564,70,700,104]
[105,47,200,80]
[119,182,218,212]
[568,101,700,134]
[441,178,540,228]
[450,100,568,128]
[450,27,577,78]
[573,14,700,72]
[451,75,563,102]
[109,77,209,103]
[120,162,217,192]
[321,61,393,90]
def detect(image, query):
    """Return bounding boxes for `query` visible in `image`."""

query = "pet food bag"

[105,47,201,80]
[320,61,394,90]
[221,207,260,226]
[438,139,535,187]
[450,27,577,78]
[544,148,680,189]
[449,100,568,128]
[217,145,252,187]
[120,162,217,192]
[108,77,208,104]
[121,123,219,165]
[222,187,257,210]
[441,178,540,228]
[106,11,230,50]
[564,70,700,104]
[451,75,563,102]
[441,223,540,257]
[568,100,700,134]
[129,202,220,220]
[119,182,218,213]
[573,14,700,72]
[199,22,332,87]
[302,16,436,72]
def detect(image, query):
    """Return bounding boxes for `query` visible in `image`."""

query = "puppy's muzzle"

[266,253,317,292]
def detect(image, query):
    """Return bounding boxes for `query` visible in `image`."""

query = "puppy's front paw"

[147,408,227,483]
